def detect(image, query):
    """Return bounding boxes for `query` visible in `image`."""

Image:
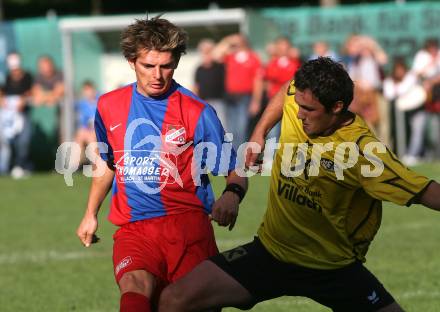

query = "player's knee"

[158,284,192,312]
[118,271,151,296]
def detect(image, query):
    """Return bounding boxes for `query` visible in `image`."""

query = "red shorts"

[112,211,218,286]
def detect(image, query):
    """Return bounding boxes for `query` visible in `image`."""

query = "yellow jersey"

[258,81,431,269]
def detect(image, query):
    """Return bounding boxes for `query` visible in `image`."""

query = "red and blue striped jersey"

[95,80,236,226]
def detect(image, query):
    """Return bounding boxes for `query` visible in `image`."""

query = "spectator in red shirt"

[253,37,301,141]
[264,37,301,100]
[213,33,262,149]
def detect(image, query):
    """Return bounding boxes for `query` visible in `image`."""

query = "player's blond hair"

[121,16,188,63]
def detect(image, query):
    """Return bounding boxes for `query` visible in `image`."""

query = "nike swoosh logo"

[110,123,121,131]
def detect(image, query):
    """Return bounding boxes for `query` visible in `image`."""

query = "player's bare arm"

[418,181,440,211]
[76,163,114,247]
[245,81,288,169]
[211,172,248,231]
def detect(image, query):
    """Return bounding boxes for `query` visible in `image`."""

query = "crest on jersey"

[320,158,335,171]
[164,124,187,145]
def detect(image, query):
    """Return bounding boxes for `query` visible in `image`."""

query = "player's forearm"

[85,167,115,216]
[226,171,248,193]
[221,172,248,208]
[252,82,286,138]
[419,181,440,211]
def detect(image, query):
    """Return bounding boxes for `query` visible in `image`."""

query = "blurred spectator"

[383,57,425,165]
[309,41,339,61]
[213,33,262,148]
[264,37,301,102]
[0,52,33,178]
[74,80,98,166]
[32,55,64,106]
[413,38,440,87]
[265,41,277,60]
[0,91,19,175]
[194,39,226,126]
[288,45,301,61]
[412,38,440,159]
[343,35,387,137]
[255,37,301,140]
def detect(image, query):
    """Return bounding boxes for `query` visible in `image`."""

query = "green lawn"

[1,163,440,311]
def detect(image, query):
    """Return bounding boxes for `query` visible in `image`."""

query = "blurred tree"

[1,0,408,20]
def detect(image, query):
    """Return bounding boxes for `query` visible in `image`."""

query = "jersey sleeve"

[193,105,236,176]
[94,108,114,162]
[356,135,430,206]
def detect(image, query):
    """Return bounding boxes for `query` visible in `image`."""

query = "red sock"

[120,292,151,312]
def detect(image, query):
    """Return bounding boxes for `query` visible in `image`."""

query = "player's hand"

[211,192,240,231]
[76,213,99,247]
[245,132,266,173]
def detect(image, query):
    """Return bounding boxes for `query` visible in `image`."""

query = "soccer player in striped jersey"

[76,17,247,312]
[158,58,440,312]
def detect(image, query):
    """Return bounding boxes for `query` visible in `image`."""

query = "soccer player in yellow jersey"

[158,58,440,312]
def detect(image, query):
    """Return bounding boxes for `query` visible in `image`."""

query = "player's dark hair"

[121,16,188,64]
[294,57,354,113]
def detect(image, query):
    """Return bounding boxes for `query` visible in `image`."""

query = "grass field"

[1,163,440,311]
